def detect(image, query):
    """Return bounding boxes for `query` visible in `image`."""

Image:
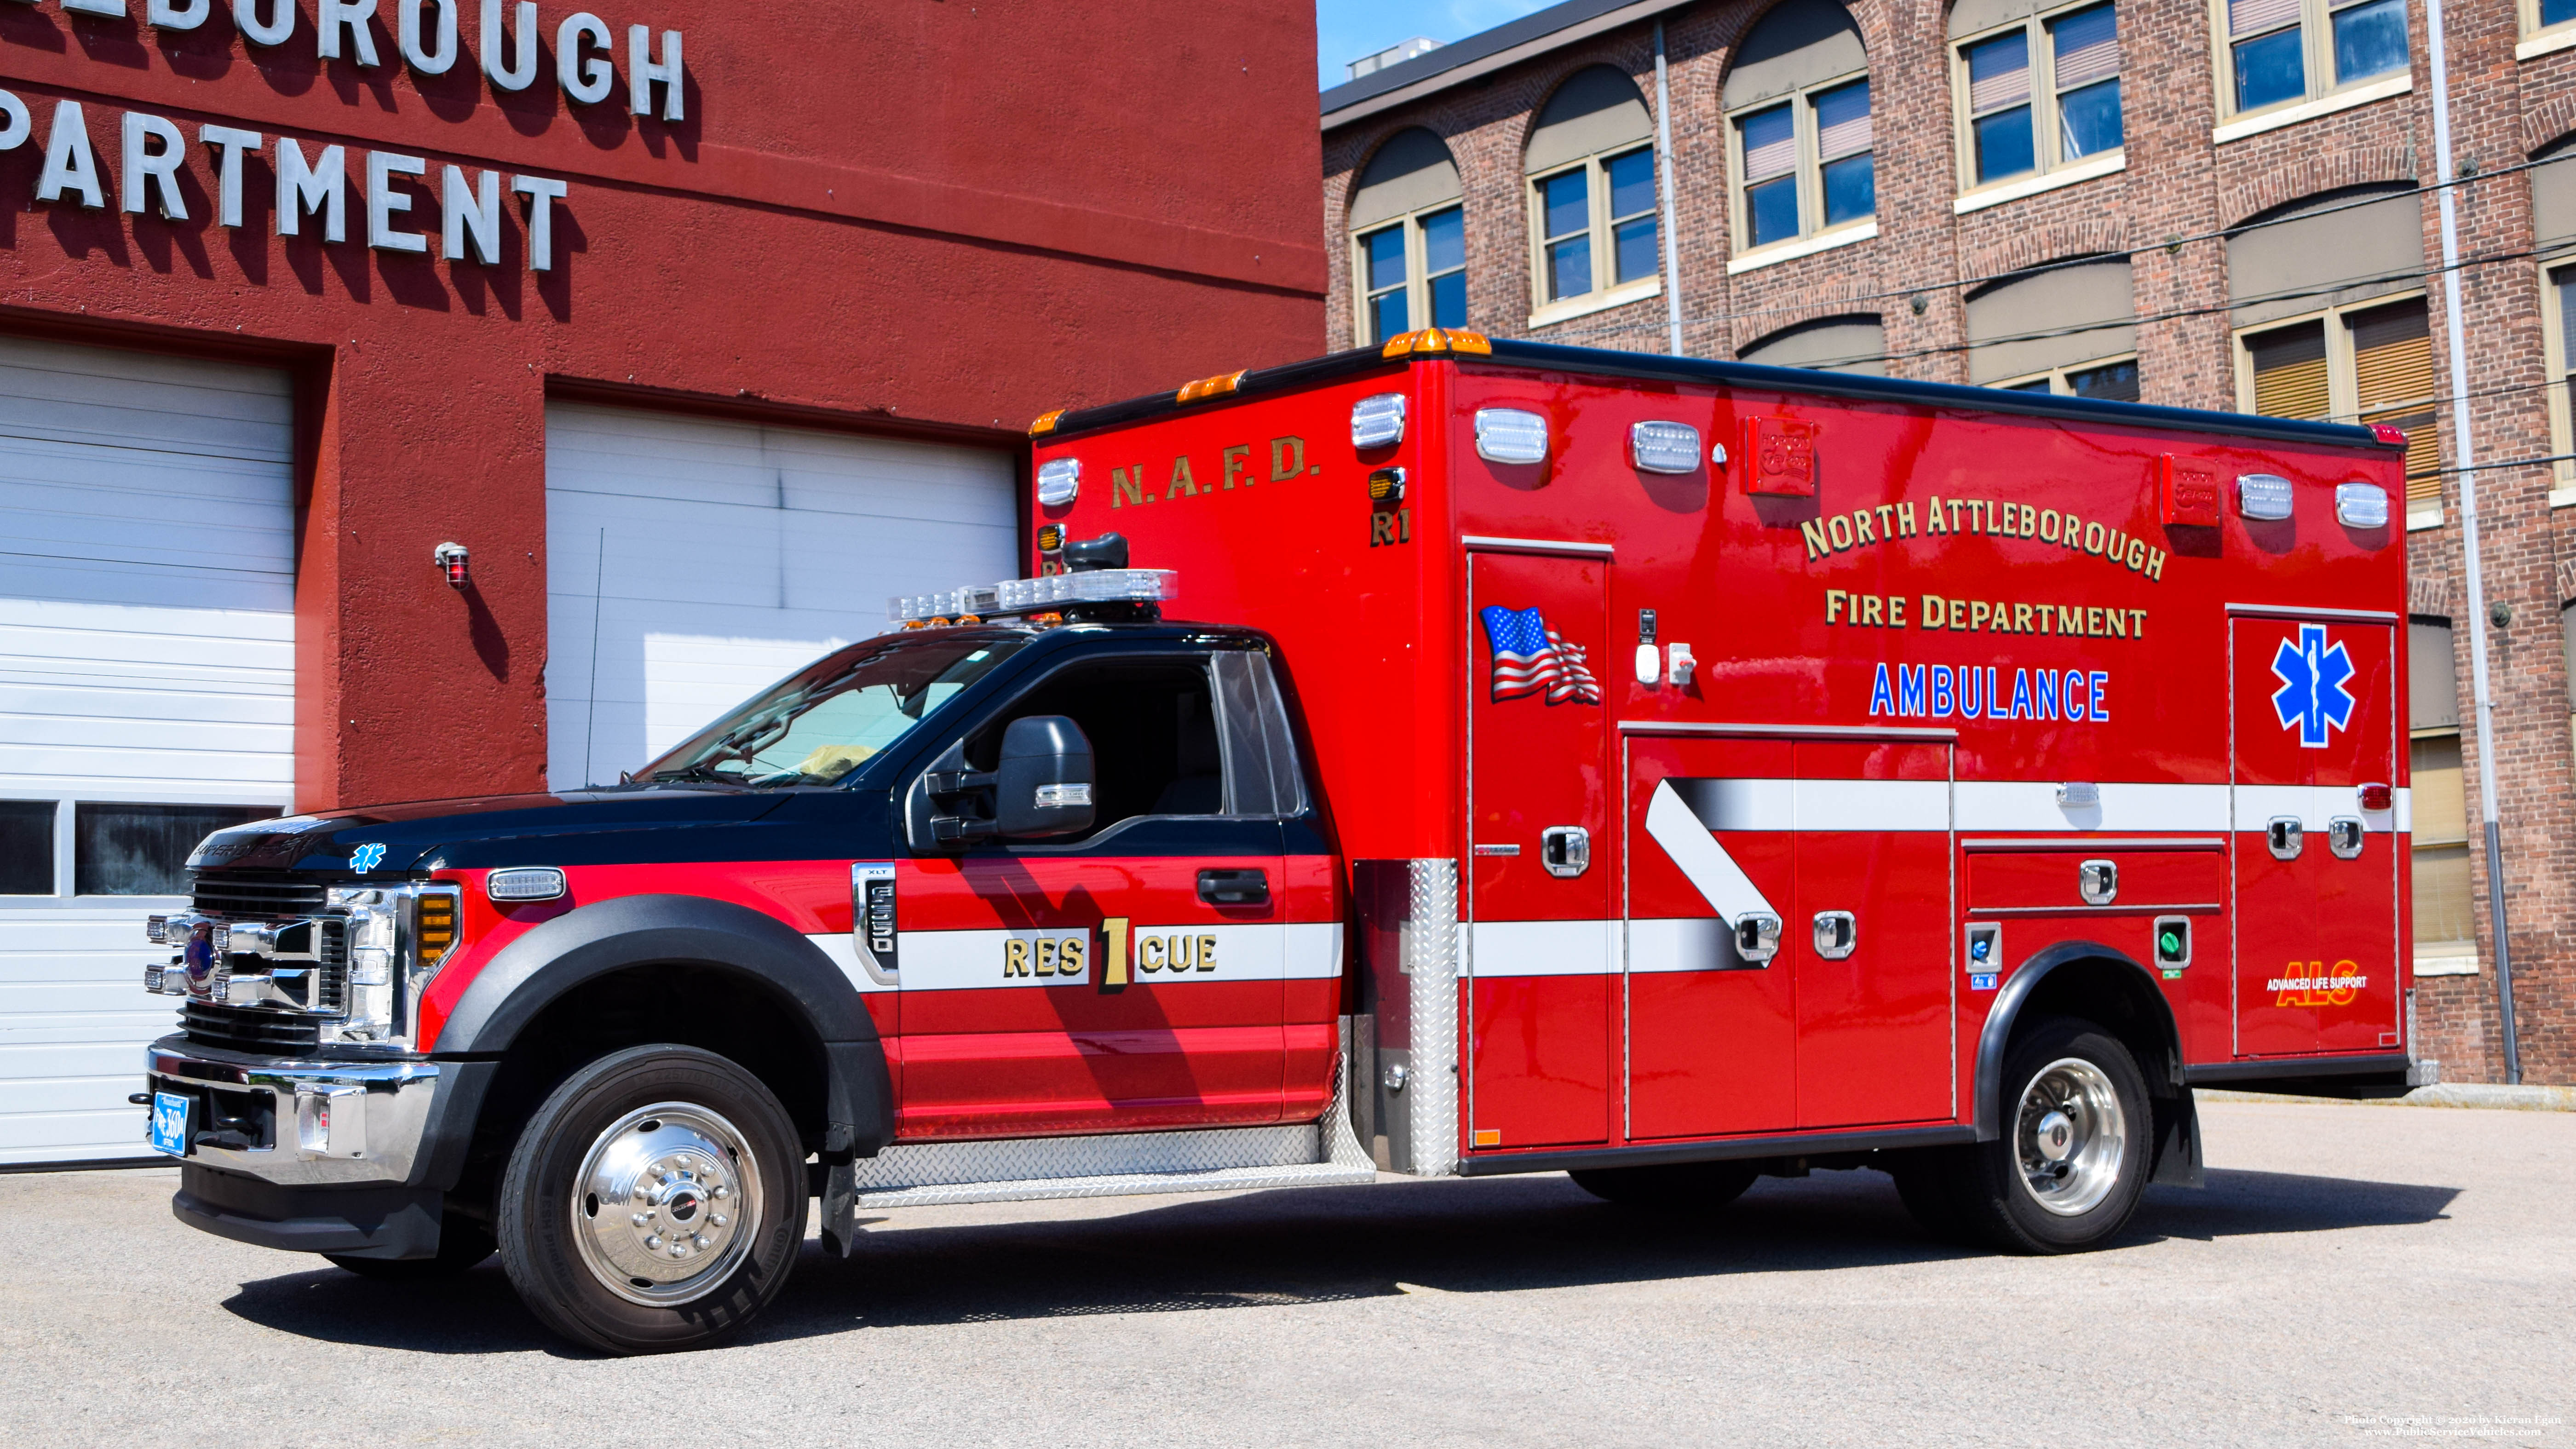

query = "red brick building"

[0,0,1324,1163]
[1322,0,2576,1083]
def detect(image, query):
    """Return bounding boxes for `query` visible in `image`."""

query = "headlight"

[326,883,463,1046]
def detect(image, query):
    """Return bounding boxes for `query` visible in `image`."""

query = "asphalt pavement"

[6,1098,2569,1448]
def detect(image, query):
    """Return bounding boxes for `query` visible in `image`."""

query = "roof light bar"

[888,569,1176,626]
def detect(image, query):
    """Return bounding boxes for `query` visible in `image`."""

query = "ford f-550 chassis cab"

[140,329,2427,1352]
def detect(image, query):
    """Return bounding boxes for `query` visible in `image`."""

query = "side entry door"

[2230,610,2401,1056]
[893,648,1296,1138]
[1466,547,1611,1151]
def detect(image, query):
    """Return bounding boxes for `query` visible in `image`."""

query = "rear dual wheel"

[1895,1016,2150,1254]
[496,1045,805,1354]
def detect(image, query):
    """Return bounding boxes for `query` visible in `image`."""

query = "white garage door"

[0,337,295,1167]
[546,404,1019,789]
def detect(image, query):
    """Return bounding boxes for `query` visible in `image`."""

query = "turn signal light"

[414,889,460,964]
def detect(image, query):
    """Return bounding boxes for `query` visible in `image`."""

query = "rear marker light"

[1473,408,1549,466]
[2369,423,2409,448]
[2357,782,2393,812]
[1630,420,1702,475]
[1035,457,1080,508]
[2236,473,2294,521]
[2334,482,2389,529]
[1175,370,1245,404]
[488,867,567,903]
[1351,392,1406,449]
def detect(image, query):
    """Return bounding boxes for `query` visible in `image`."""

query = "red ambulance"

[141,327,2426,1353]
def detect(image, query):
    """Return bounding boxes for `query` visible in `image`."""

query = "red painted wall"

[0,0,1325,810]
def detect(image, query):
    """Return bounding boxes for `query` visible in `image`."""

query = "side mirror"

[993,715,1094,838]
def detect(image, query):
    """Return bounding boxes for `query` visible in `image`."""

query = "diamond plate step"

[855,1159,1379,1209]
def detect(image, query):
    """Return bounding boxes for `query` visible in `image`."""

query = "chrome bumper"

[146,1044,440,1188]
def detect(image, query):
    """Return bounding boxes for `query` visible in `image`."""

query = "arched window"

[1349,129,1467,345]
[2229,185,2439,513]
[1948,0,2122,198]
[1725,0,1874,262]
[1524,66,1661,320]
[1738,314,1886,374]
[1965,257,2138,397]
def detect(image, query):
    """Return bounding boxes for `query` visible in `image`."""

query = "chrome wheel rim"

[2012,1057,2126,1217]
[570,1101,762,1307]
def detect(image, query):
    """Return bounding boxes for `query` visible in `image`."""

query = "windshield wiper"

[647,764,747,785]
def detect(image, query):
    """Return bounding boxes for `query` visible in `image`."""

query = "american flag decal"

[1480,604,1602,705]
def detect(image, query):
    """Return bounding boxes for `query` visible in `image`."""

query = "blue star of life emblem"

[2268,623,2356,749]
[351,842,387,874]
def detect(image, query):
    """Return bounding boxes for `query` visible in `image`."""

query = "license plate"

[148,1090,191,1157]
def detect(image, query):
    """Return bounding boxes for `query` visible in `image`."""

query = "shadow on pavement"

[216,1162,2463,1352]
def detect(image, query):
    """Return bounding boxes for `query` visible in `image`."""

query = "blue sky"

[1315,0,1556,89]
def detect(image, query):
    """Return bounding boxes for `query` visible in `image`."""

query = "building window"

[2524,0,2576,40]
[2238,296,2440,501]
[73,803,274,896]
[1357,207,1466,344]
[0,800,53,895]
[1954,2,2122,190]
[1966,256,2138,393]
[2000,358,2142,399]
[2546,260,2575,488]
[1733,80,1874,251]
[1346,128,1467,345]
[1723,0,1873,256]
[1522,66,1661,320]
[2220,0,2409,119]
[2407,618,2476,973]
[1531,146,1658,303]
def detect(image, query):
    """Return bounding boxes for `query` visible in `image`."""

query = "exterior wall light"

[434,541,469,588]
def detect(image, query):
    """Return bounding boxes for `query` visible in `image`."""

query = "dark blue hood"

[184,788,832,877]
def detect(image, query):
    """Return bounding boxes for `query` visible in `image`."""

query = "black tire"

[324,1217,496,1279]
[496,1045,805,1354]
[1570,1160,1760,1211]
[1936,1016,2152,1254]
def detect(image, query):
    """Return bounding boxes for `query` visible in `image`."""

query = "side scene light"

[487,867,565,903]
[1351,392,1406,449]
[1035,457,1081,507]
[1474,408,1549,465]
[1630,420,1702,475]
[2334,482,2389,529]
[2235,473,2294,521]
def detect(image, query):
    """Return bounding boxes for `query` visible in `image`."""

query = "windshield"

[640,633,1029,788]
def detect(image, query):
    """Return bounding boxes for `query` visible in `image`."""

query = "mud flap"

[2149,1087,2204,1189]
[817,1158,860,1257]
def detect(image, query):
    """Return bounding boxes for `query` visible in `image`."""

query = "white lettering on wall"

[36,100,104,209]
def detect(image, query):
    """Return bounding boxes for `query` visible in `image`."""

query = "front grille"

[192,873,328,918]
[315,918,347,1012]
[182,1001,321,1055]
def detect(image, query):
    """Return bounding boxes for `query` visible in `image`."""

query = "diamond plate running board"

[853,1018,1382,1210]
[855,1158,1377,1210]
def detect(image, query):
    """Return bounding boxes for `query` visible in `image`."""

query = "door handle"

[1539,826,1591,878]
[1812,910,1857,960]
[1197,868,1270,907]
[2326,816,2364,859]
[2266,816,2304,860]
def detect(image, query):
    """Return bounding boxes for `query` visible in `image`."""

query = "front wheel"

[496,1045,805,1354]
[1905,1017,2151,1254]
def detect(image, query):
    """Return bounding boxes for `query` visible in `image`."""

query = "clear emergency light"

[1629,420,1702,475]
[1035,458,1081,506]
[887,569,1175,625]
[2235,473,2294,521]
[1474,408,1549,465]
[2334,482,2389,529]
[1351,393,1406,449]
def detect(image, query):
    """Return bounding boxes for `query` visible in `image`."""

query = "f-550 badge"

[2269,623,2356,749]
